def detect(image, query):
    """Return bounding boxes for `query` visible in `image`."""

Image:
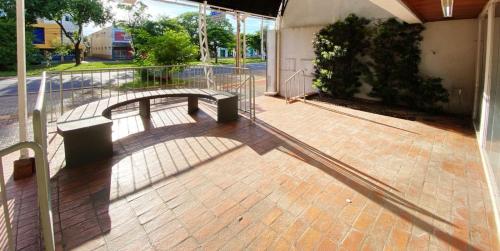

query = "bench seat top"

[58,117,113,134]
[57,88,236,125]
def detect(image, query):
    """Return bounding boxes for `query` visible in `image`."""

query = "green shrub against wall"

[366,18,449,111]
[312,14,370,98]
[312,15,449,111]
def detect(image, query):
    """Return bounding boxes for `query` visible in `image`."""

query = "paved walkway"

[0,96,497,250]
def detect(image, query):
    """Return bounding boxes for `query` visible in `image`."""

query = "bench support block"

[188,96,199,114]
[62,122,113,168]
[139,99,151,119]
[217,96,239,123]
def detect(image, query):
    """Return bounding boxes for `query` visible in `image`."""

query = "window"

[64,15,71,22]
[32,28,45,44]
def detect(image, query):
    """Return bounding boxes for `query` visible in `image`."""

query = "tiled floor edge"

[475,129,500,247]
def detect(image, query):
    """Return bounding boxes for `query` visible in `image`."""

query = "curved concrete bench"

[57,88,238,167]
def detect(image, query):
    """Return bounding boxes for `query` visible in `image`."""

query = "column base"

[13,157,35,180]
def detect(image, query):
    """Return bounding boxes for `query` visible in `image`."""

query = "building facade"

[32,15,78,50]
[88,27,133,60]
[31,22,61,50]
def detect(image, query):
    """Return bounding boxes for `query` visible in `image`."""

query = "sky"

[83,0,275,36]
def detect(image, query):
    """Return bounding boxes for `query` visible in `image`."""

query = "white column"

[473,16,485,120]
[276,15,282,94]
[261,18,265,60]
[16,0,29,158]
[198,1,213,88]
[242,14,247,67]
[198,1,210,64]
[235,12,241,68]
[479,3,496,146]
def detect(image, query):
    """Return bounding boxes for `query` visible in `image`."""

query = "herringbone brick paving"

[0,95,497,250]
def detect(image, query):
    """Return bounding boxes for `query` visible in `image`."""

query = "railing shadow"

[49,105,480,250]
[304,101,421,135]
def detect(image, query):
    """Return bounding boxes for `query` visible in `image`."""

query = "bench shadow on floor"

[49,102,482,250]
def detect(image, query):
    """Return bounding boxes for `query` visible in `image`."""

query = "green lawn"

[0,58,266,78]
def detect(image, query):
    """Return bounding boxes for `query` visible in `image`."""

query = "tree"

[177,12,235,63]
[246,32,262,54]
[0,18,39,70]
[0,0,47,24]
[40,0,112,65]
[117,0,150,58]
[129,18,197,66]
[207,18,234,63]
[177,12,199,44]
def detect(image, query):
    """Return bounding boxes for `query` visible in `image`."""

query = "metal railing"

[0,72,55,251]
[285,69,307,103]
[0,65,255,250]
[44,64,256,123]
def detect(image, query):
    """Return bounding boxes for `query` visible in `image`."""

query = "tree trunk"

[74,42,81,66]
[215,47,218,64]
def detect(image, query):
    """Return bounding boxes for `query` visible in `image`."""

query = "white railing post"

[0,158,14,251]
[0,142,55,251]
[34,72,55,251]
[16,0,29,159]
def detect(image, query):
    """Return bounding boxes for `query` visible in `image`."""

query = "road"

[0,63,267,96]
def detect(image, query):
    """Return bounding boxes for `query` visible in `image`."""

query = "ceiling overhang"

[370,0,422,23]
[186,0,283,17]
[400,0,488,22]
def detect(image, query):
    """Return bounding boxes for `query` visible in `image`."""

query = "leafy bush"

[312,14,370,98]
[0,19,39,71]
[366,18,448,110]
[135,29,197,85]
[403,77,449,111]
[146,30,198,66]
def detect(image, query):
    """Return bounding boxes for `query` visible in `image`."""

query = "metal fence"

[44,64,256,124]
[0,65,256,250]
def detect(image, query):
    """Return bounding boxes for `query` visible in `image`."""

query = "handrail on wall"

[284,68,307,103]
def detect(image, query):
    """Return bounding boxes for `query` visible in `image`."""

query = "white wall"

[278,0,392,98]
[277,0,479,115]
[279,26,320,97]
[420,19,478,114]
[282,0,392,28]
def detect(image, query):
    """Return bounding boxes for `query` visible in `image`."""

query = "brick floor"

[0,95,498,250]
